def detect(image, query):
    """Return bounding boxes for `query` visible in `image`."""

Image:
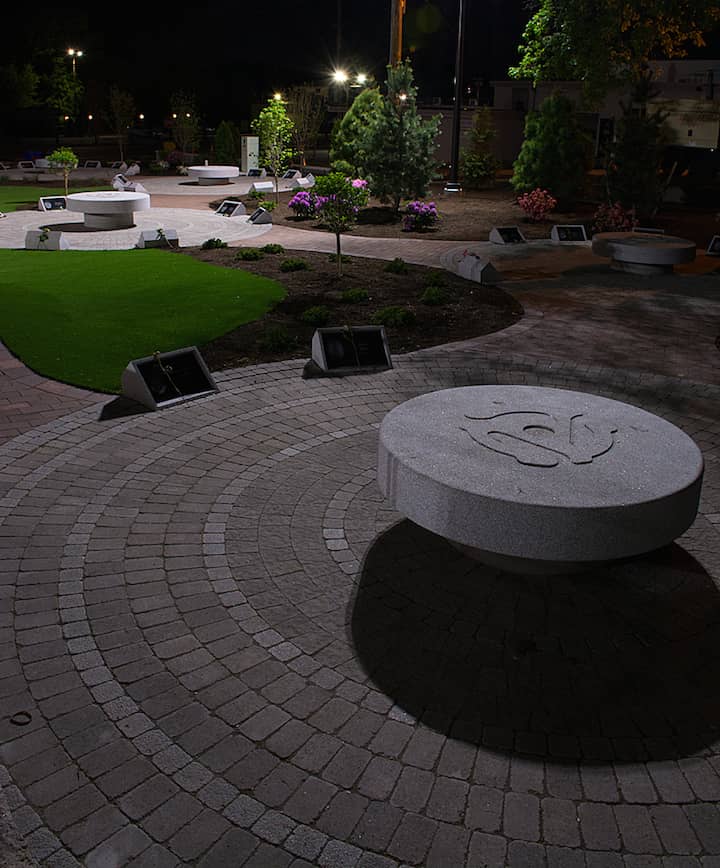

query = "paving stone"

[60,805,128,856]
[649,806,702,855]
[197,828,258,868]
[85,826,152,868]
[318,839,363,867]
[352,801,404,852]
[425,822,470,868]
[317,791,368,839]
[507,840,547,867]
[285,825,330,861]
[323,745,372,788]
[579,803,621,851]
[504,792,541,842]
[467,831,508,868]
[251,809,296,844]
[167,808,231,861]
[283,776,337,823]
[543,798,581,847]
[387,812,437,865]
[684,804,720,853]
[614,805,664,854]
[142,792,203,842]
[546,846,586,867]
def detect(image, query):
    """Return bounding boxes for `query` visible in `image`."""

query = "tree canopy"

[251,97,294,202]
[510,0,720,104]
[330,87,383,177]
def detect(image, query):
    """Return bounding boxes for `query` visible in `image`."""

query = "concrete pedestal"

[378,386,703,573]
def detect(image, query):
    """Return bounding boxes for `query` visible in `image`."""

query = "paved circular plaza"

[0,336,719,867]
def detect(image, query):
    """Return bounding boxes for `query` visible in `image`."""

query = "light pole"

[445,0,467,193]
[67,48,83,78]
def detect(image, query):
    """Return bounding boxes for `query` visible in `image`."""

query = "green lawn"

[0,250,286,393]
[0,184,110,212]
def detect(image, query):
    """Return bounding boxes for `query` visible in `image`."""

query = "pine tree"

[215,120,240,165]
[361,62,439,213]
[330,87,383,177]
[511,94,589,206]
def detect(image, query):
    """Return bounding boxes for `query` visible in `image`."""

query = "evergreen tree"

[215,120,240,165]
[606,75,672,216]
[42,57,83,122]
[460,107,499,188]
[511,94,589,205]
[361,62,439,213]
[330,87,383,177]
[252,97,294,203]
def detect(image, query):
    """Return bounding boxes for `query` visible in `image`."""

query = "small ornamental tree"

[361,61,439,213]
[330,87,383,177]
[286,85,326,166]
[511,94,589,206]
[169,91,201,162]
[313,173,369,276]
[106,86,135,162]
[47,146,78,194]
[214,120,240,165]
[252,97,294,203]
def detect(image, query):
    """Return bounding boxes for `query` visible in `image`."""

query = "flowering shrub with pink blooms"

[402,200,439,232]
[517,188,557,222]
[591,201,638,233]
[288,190,316,219]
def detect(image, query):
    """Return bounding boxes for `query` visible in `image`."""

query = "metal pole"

[445,0,467,191]
[390,0,406,66]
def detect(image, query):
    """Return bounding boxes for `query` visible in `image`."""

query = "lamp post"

[445,0,467,193]
[67,48,83,78]
[333,69,369,107]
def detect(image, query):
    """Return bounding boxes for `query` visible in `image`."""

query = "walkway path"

[1,205,719,868]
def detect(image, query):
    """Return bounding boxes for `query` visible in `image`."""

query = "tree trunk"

[336,232,343,277]
[63,169,69,196]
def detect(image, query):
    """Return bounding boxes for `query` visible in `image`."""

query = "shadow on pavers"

[351,520,720,761]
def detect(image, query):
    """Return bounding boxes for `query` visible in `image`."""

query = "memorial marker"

[247,207,272,225]
[551,224,589,243]
[215,200,246,217]
[38,196,67,212]
[489,226,527,244]
[121,347,218,411]
[309,326,392,375]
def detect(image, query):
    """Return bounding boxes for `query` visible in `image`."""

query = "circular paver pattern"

[378,386,704,571]
[0,354,718,867]
[0,207,271,250]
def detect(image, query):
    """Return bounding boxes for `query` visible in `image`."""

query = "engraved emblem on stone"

[460,411,618,467]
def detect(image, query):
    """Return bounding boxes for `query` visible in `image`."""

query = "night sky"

[0,1,529,126]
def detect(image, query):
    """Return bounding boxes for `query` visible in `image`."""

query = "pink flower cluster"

[591,201,638,233]
[517,188,558,222]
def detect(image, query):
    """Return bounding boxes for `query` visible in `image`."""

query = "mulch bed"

[212,181,718,247]
[178,247,524,372]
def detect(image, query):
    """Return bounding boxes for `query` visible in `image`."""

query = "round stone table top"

[66,191,151,214]
[377,385,704,565]
[592,231,696,266]
[188,165,240,179]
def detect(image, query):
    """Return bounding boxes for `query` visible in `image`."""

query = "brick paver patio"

[0,231,719,867]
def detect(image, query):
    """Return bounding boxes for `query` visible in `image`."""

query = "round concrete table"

[66,191,151,229]
[187,165,240,186]
[378,386,703,573]
[592,231,696,274]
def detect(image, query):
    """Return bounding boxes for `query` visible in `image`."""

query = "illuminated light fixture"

[399,92,408,101]
[172,113,177,118]
[63,115,70,121]
[87,114,93,120]
[138,113,145,120]
[273,92,283,101]
[333,69,349,83]
[185,112,191,118]
[356,73,368,85]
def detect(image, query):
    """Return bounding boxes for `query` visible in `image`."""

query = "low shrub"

[342,288,369,304]
[384,257,408,274]
[328,253,352,264]
[280,258,309,272]
[288,190,316,218]
[591,200,638,233]
[201,238,227,250]
[373,306,416,327]
[258,325,294,352]
[261,243,285,254]
[403,200,439,232]
[300,305,332,326]
[425,270,446,288]
[235,247,263,261]
[257,199,276,212]
[420,285,449,306]
[517,188,557,222]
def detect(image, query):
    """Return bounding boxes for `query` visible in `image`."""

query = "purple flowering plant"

[402,200,439,232]
[288,190,317,219]
[591,201,638,233]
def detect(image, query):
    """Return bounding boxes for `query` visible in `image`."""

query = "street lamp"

[445,0,467,193]
[67,48,83,78]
